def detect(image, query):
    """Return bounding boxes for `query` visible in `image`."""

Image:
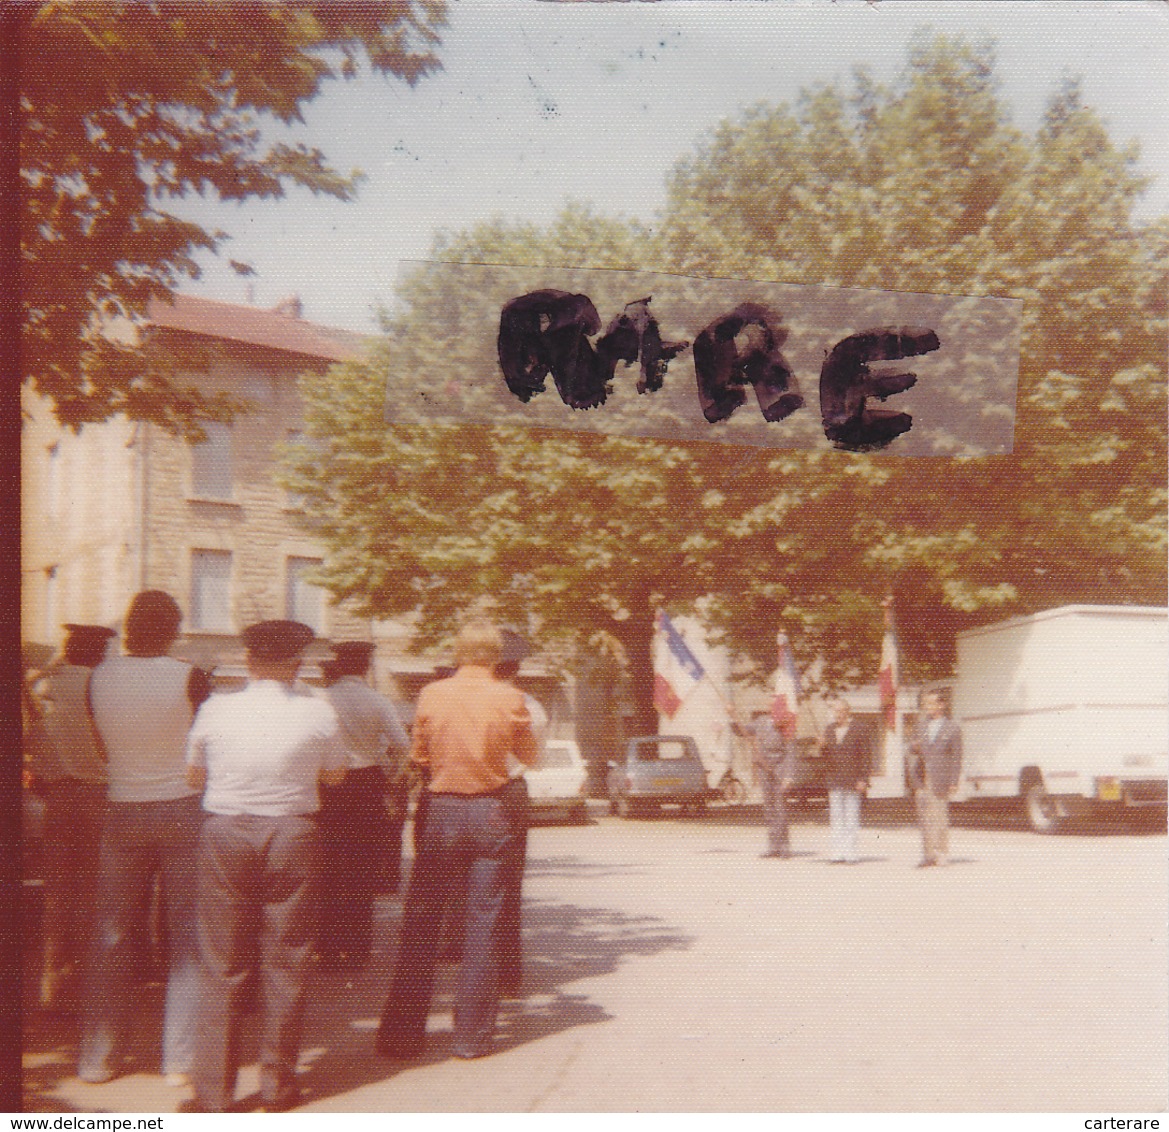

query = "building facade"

[21,293,395,683]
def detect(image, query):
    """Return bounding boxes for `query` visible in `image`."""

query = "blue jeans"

[79,795,202,1080]
[828,788,862,862]
[378,792,514,1058]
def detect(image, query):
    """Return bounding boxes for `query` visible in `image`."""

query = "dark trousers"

[318,767,386,964]
[193,814,319,1112]
[756,760,791,854]
[378,792,514,1058]
[79,796,201,1081]
[40,778,105,1010]
[417,780,528,989]
[381,781,409,893]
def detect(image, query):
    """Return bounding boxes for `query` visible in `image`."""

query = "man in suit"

[909,690,963,868]
[742,710,798,858]
[818,698,872,863]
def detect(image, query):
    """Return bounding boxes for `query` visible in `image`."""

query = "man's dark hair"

[123,591,182,656]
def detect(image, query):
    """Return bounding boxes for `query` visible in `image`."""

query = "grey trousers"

[915,787,950,864]
[193,814,319,1112]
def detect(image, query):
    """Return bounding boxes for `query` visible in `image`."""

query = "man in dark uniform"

[31,624,116,1011]
[318,641,409,968]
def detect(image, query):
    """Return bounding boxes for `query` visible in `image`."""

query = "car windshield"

[636,741,689,761]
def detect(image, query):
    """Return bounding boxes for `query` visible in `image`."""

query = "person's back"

[325,675,408,772]
[37,663,107,785]
[90,653,200,802]
[413,667,535,794]
[78,591,205,1087]
[191,681,341,817]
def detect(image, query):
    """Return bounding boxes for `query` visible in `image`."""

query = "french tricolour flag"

[772,633,801,739]
[653,612,706,718]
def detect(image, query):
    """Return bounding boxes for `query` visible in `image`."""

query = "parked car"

[607,735,709,817]
[526,738,590,824]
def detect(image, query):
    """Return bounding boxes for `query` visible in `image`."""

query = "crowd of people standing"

[24,591,961,1110]
[25,592,542,1111]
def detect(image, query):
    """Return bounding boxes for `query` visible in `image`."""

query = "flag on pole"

[878,597,900,731]
[772,632,801,739]
[653,612,706,718]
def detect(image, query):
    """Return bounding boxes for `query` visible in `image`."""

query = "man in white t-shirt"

[185,620,347,1112]
[79,592,210,1087]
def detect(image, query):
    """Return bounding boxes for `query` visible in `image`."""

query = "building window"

[190,422,233,500]
[285,556,325,633]
[190,550,232,632]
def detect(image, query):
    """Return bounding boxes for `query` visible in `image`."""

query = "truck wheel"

[1024,783,1066,834]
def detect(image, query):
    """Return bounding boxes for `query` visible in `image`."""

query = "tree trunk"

[619,603,659,738]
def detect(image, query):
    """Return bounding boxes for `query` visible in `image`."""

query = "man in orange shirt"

[376,618,538,1061]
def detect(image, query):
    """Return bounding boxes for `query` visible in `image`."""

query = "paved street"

[22,803,1167,1113]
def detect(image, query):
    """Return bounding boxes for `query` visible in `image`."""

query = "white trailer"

[941,605,1167,832]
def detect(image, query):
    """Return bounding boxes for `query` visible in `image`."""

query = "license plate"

[654,777,683,788]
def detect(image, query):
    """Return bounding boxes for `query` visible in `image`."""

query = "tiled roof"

[146,293,369,362]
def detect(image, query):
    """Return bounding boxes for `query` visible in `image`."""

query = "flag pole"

[880,594,903,778]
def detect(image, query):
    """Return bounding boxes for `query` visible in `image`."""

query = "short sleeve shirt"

[187,679,346,816]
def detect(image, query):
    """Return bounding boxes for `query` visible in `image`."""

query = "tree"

[287,33,1166,722]
[19,0,445,435]
[657,33,1166,678]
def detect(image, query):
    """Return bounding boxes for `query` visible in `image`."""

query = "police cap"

[331,640,375,674]
[242,620,315,662]
[62,624,117,665]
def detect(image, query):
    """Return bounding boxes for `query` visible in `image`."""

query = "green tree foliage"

[289,32,1166,714]
[20,0,445,435]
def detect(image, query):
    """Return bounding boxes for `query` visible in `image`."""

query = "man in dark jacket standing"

[909,690,963,867]
[818,699,872,864]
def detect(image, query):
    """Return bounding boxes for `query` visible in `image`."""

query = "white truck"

[939,604,1168,832]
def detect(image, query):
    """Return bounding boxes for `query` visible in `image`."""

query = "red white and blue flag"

[878,598,900,731]
[653,612,706,718]
[772,633,801,739]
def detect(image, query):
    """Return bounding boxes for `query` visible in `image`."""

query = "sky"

[172,0,1169,335]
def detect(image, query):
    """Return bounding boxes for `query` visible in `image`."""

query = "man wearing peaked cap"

[317,639,409,969]
[185,619,347,1112]
[331,639,376,671]
[29,624,117,1012]
[63,623,118,661]
[240,619,317,662]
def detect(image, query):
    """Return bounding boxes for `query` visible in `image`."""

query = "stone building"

[21,293,406,686]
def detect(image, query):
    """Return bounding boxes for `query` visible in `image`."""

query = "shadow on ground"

[21,860,691,1112]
